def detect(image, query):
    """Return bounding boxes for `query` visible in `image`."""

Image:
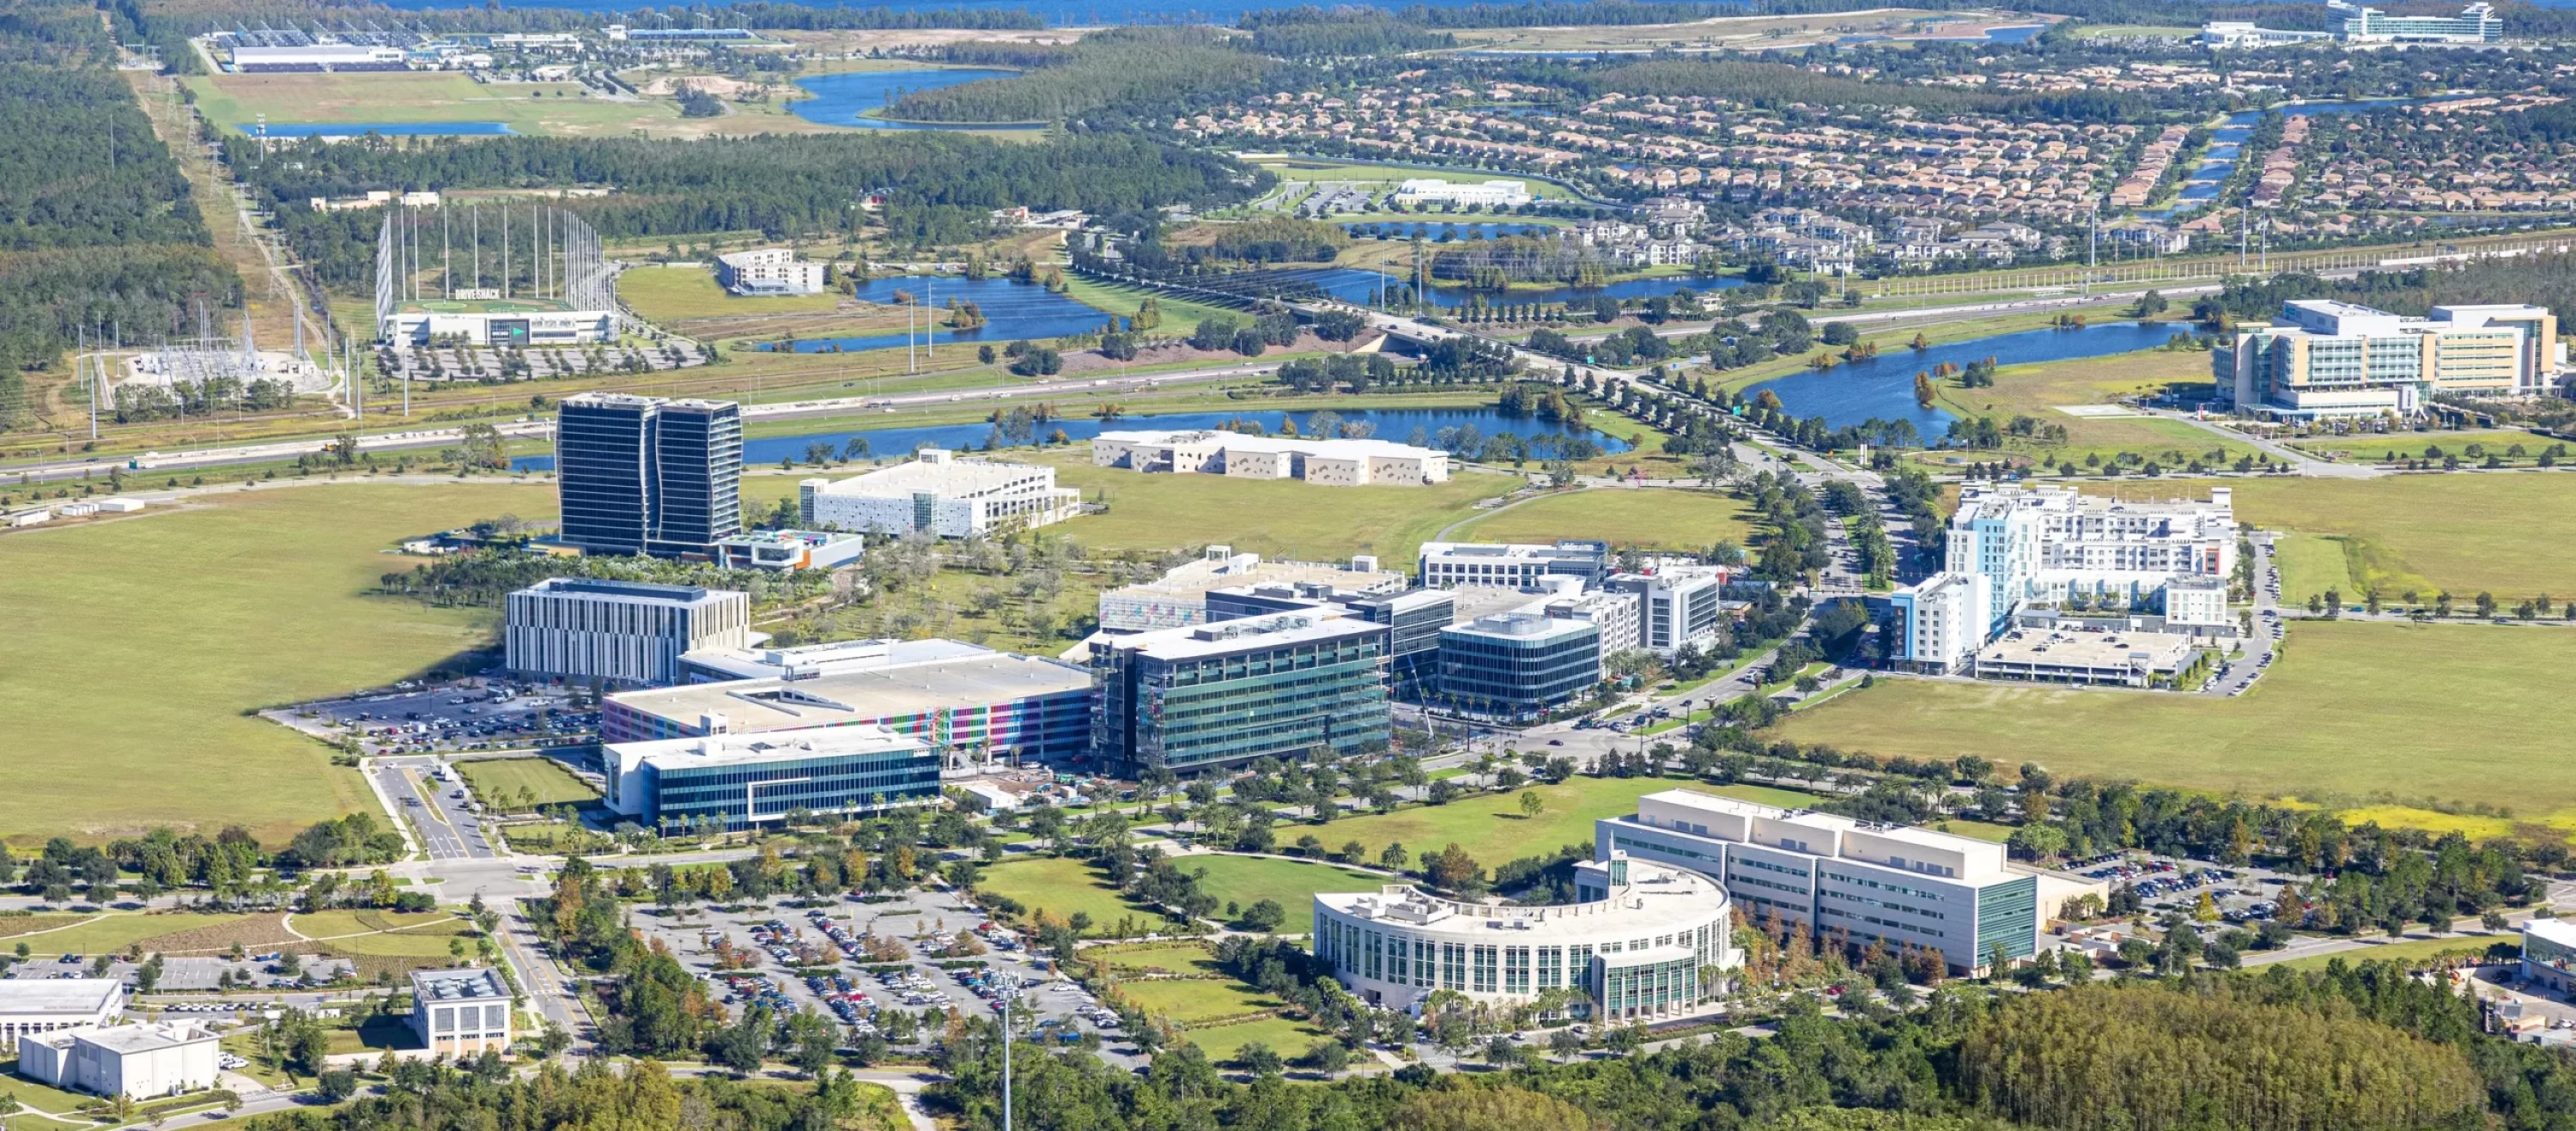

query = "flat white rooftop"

[1097,429,1442,460]
[806,453,1051,498]
[611,651,1093,729]
[611,724,926,769]
[74,1022,214,1055]
[0,979,122,1014]
[1103,611,1383,661]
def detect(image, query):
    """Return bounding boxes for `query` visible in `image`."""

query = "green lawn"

[1088,942,1224,976]
[620,265,843,321]
[1285,775,1690,874]
[2078,473,2576,603]
[1116,976,1283,1025]
[1045,451,1514,565]
[975,857,1156,936]
[290,909,457,938]
[1924,347,2262,470]
[455,757,600,810]
[186,72,661,136]
[1455,488,1756,552]
[1177,855,1386,934]
[0,1062,94,1116]
[1245,158,1570,202]
[1935,819,2019,843]
[1,913,258,956]
[0,483,551,846]
[1182,1015,1335,1064]
[2286,429,2543,465]
[1776,620,2576,818]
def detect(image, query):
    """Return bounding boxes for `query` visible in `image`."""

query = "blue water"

[243,122,513,138]
[785,68,1045,131]
[758,276,1120,354]
[2142,99,2414,218]
[508,404,1631,471]
[1278,266,1741,308]
[1342,222,1553,242]
[1742,320,2188,435]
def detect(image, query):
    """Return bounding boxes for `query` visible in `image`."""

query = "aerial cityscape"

[7,0,2576,1128]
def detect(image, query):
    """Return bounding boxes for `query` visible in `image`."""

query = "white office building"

[1314,851,1736,1019]
[678,636,995,683]
[1954,484,2238,629]
[2523,918,2576,994]
[1098,549,1407,633]
[714,248,827,296]
[1886,570,1990,675]
[1599,790,2039,974]
[800,450,1080,538]
[1607,569,1729,654]
[2219,299,2558,419]
[19,1023,219,1100]
[1416,540,1612,588]
[409,968,514,1057]
[504,578,752,687]
[0,980,124,1052]
[603,724,941,833]
[1092,429,1449,486]
[1540,587,1643,660]
[1392,178,1534,208]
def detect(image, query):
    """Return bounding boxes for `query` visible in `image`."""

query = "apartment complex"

[1598,790,2040,973]
[604,645,1096,765]
[1416,540,1611,589]
[1098,549,1406,633]
[556,394,744,559]
[1089,611,1390,775]
[2333,0,2502,41]
[604,724,941,832]
[1607,569,1730,654]
[799,449,1080,538]
[2219,300,2558,419]
[1313,851,1736,1020]
[504,578,752,687]
[1092,429,1449,486]
[714,248,827,296]
[408,969,514,1058]
[1886,570,1991,674]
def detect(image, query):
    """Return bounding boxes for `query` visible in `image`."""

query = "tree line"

[894,27,1281,125]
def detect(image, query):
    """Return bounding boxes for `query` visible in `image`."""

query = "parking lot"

[294,677,598,757]
[2067,852,2299,923]
[628,887,1142,1065]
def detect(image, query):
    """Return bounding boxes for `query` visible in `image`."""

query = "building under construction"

[375,201,620,348]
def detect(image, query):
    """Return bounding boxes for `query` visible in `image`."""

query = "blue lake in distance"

[1741,320,2189,435]
[2143,99,2414,217]
[509,404,1631,471]
[758,275,1119,354]
[242,121,513,137]
[785,68,1043,131]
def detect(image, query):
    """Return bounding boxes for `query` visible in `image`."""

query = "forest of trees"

[236,130,1263,283]
[891,27,1281,124]
[1577,58,2141,121]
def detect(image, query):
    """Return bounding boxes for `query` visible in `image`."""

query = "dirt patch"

[143,911,301,956]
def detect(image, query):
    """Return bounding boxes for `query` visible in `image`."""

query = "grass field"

[290,909,457,939]
[2286,428,2544,465]
[975,857,1154,936]
[0,913,263,956]
[0,1061,93,1115]
[456,757,599,810]
[1117,976,1283,1025]
[1925,347,2262,469]
[0,483,550,845]
[1182,1015,1334,1064]
[1284,776,1693,874]
[621,265,844,321]
[1088,942,1224,975]
[1244,158,1569,204]
[181,71,829,139]
[1776,620,2576,818]
[2075,474,2576,603]
[1456,488,1755,552]
[1177,856,1386,934]
[1042,451,1515,565]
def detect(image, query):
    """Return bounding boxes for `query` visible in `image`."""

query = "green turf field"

[2078,473,2576,603]
[0,483,551,846]
[1042,451,1515,565]
[1286,776,1693,875]
[456,757,599,810]
[1775,620,2576,818]
[1175,855,1386,934]
[1117,976,1283,1025]
[179,71,797,139]
[1088,942,1224,975]
[620,265,843,321]
[1182,1015,1335,1064]
[1456,488,1756,552]
[399,298,571,315]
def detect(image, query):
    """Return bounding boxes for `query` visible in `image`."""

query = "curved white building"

[1312,852,1737,1021]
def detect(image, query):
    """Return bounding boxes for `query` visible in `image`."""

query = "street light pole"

[1001,983,1013,1131]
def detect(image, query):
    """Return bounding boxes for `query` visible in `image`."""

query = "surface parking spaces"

[301,677,598,756]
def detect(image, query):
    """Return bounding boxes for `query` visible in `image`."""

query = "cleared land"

[1775,620,2576,818]
[2078,473,2576,602]
[180,71,832,140]
[455,757,600,809]
[1443,8,2033,52]
[1042,451,1515,565]
[0,483,551,846]
[1244,158,1567,204]
[1456,487,1756,551]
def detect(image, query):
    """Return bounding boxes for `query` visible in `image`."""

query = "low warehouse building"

[18,1022,219,1100]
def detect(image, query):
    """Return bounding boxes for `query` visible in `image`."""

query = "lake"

[756,275,1120,354]
[1741,320,2188,435]
[508,404,1631,471]
[240,122,513,138]
[1272,266,1741,308]
[785,68,1045,131]
[2143,99,2414,218]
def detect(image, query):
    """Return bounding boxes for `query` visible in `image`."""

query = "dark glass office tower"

[556,394,741,559]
